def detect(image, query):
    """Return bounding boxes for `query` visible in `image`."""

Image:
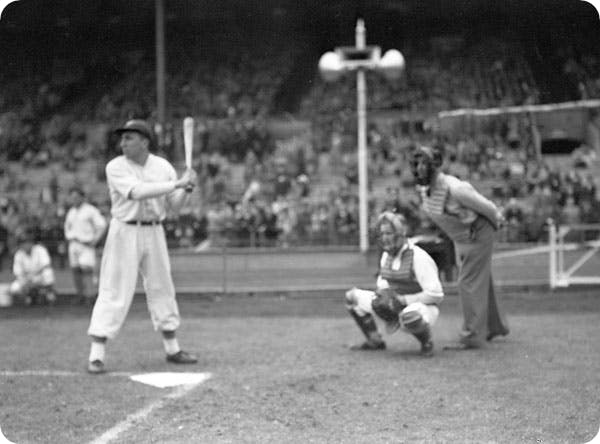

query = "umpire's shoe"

[166,350,198,364]
[350,339,386,351]
[87,360,106,374]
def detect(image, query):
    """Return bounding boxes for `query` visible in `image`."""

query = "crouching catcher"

[345,212,444,356]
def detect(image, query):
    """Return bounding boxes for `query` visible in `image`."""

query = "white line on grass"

[86,376,211,444]
[0,370,133,377]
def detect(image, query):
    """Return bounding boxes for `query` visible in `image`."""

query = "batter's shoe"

[87,360,106,374]
[350,339,386,351]
[420,340,434,357]
[166,350,198,364]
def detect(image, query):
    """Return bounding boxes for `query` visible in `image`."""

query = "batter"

[86,119,198,374]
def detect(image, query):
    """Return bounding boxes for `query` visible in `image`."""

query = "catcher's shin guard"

[348,309,380,341]
[401,311,431,343]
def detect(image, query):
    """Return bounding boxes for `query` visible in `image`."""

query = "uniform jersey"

[12,244,54,287]
[376,241,444,306]
[13,245,51,279]
[64,202,107,244]
[106,154,180,221]
[418,172,501,242]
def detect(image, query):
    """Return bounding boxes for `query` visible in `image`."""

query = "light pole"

[319,19,404,253]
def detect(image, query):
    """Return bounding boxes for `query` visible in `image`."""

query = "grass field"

[0,287,599,444]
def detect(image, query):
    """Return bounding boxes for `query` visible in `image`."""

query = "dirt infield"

[0,287,599,444]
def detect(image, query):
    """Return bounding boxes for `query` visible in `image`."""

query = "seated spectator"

[0,221,7,271]
[310,202,330,245]
[9,230,57,306]
[295,199,312,246]
[560,195,582,226]
[581,197,600,224]
[504,197,526,242]
[273,158,293,198]
[296,173,310,198]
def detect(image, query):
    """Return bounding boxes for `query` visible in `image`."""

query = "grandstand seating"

[1,16,599,250]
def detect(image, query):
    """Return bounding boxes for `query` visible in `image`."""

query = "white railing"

[548,220,600,288]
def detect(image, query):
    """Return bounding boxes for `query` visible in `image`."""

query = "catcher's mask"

[376,211,407,254]
[410,146,442,186]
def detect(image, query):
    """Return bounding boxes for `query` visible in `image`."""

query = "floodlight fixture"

[318,19,405,253]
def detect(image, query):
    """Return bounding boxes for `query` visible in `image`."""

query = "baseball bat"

[183,116,194,193]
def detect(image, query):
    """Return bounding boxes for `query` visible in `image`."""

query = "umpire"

[410,145,509,350]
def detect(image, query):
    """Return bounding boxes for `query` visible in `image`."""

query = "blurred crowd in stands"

[1,30,600,272]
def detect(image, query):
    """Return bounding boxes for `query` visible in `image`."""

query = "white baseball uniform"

[10,244,55,294]
[88,154,186,339]
[64,202,107,269]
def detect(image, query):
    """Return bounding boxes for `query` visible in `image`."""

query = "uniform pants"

[454,219,509,346]
[68,241,97,270]
[88,219,180,339]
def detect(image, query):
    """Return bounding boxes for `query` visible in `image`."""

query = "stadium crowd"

[1,27,600,275]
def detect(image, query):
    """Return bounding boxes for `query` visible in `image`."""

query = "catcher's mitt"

[371,288,406,323]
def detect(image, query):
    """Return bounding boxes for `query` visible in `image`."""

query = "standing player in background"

[64,186,107,305]
[345,212,444,356]
[9,229,57,306]
[86,119,198,374]
[410,145,509,350]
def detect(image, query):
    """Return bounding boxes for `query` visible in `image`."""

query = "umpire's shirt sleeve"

[450,180,501,230]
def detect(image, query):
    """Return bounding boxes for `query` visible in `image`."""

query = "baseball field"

[0,248,599,444]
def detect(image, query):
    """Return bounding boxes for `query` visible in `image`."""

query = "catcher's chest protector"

[379,248,422,294]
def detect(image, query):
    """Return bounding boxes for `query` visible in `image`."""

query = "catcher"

[345,212,444,356]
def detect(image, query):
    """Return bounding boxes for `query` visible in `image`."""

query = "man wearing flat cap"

[86,119,198,374]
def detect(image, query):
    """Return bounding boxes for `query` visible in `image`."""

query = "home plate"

[129,372,212,388]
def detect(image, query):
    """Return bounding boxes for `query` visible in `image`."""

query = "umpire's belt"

[125,220,162,226]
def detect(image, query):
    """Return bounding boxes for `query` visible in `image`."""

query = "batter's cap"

[114,119,154,142]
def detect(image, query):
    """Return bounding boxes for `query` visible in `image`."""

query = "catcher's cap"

[377,211,407,234]
[115,119,154,142]
[412,145,443,168]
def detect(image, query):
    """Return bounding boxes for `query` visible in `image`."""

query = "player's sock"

[89,341,106,363]
[163,338,181,355]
